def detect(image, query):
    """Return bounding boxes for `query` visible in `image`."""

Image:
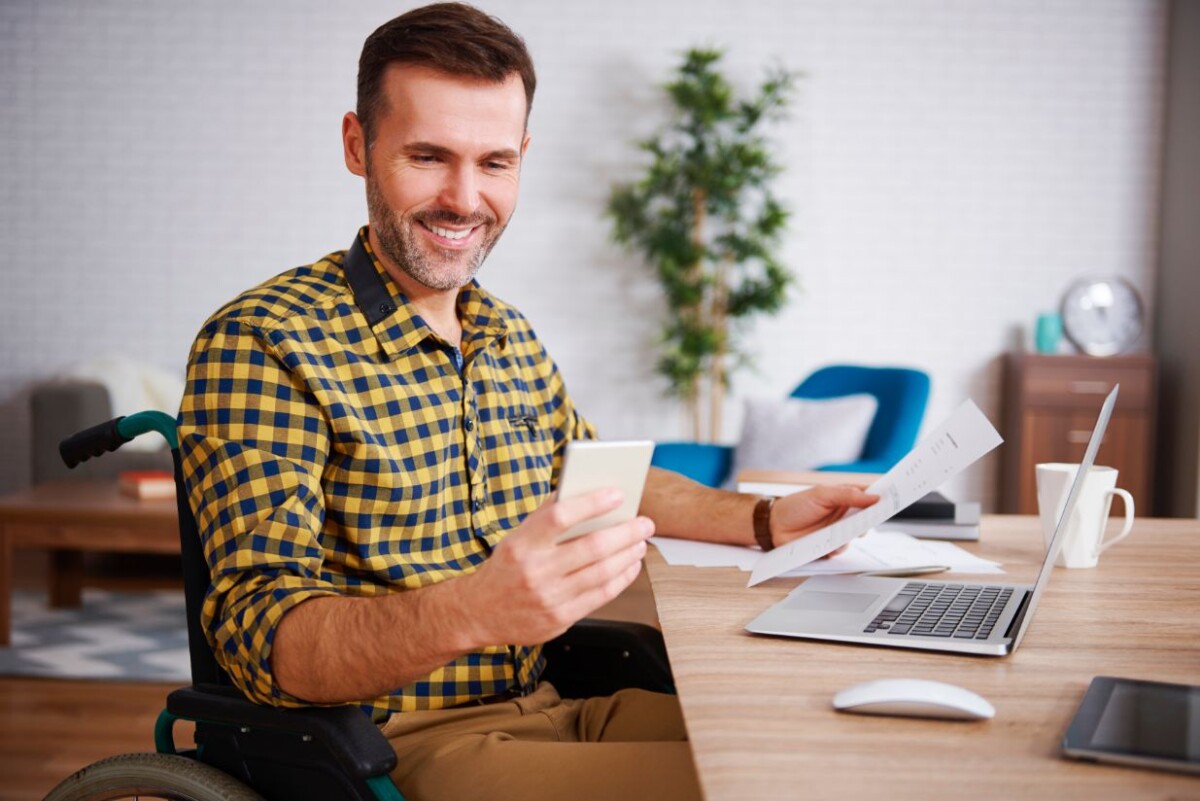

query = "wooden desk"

[0,481,178,645]
[645,515,1200,800]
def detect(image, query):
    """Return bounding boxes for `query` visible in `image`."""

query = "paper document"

[780,531,1003,576]
[648,536,763,571]
[748,400,1003,586]
[649,530,1003,575]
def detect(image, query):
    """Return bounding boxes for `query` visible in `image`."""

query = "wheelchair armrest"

[166,684,397,780]
[541,618,674,699]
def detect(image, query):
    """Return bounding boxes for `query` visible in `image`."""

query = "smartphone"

[554,440,655,543]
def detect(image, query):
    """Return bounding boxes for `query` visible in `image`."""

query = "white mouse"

[832,678,995,721]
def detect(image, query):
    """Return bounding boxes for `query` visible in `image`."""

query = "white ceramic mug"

[1036,463,1135,569]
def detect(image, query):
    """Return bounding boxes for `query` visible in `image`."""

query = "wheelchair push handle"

[59,410,179,468]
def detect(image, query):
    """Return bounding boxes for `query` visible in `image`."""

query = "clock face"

[1060,277,1144,356]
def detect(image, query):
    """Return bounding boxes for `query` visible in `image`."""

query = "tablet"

[554,440,654,542]
[1062,675,1200,775]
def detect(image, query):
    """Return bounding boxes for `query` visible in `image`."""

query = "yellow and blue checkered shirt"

[179,228,595,718]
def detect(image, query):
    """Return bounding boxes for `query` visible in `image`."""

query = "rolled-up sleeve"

[179,318,341,707]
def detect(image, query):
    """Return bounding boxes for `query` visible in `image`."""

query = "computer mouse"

[832,678,995,721]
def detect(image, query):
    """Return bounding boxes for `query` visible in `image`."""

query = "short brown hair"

[357,3,537,145]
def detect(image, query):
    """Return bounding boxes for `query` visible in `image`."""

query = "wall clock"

[1060,276,1144,356]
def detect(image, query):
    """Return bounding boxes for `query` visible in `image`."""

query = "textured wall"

[0,0,1166,509]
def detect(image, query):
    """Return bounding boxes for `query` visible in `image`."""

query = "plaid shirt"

[179,227,595,718]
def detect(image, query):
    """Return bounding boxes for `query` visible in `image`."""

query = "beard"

[366,174,507,292]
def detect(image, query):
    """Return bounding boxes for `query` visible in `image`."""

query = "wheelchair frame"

[44,412,674,801]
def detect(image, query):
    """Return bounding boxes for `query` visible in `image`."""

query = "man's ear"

[343,112,368,178]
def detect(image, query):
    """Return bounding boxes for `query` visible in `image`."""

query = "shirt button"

[464,415,475,431]
[472,499,483,513]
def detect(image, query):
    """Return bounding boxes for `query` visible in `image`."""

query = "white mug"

[1036,463,1135,569]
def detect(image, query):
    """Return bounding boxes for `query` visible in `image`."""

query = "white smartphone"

[554,440,655,543]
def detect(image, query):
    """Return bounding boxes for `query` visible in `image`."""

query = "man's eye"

[412,154,439,164]
[484,161,512,172]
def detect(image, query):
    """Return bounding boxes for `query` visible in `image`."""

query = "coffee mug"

[1036,463,1135,568]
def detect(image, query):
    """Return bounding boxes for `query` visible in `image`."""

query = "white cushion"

[55,355,185,452]
[726,394,878,488]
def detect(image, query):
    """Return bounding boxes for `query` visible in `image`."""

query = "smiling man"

[178,4,875,800]
[353,63,527,305]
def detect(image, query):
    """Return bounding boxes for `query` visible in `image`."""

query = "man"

[179,4,877,799]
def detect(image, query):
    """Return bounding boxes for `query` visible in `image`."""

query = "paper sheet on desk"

[748,399,1003,586]
[649,530,1003,576]
[781,531,1004,576]
[649,537,762,571]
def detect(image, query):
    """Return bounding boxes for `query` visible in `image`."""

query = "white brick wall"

[0,0,1166,509]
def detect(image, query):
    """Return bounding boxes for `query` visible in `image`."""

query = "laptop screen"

[1009,385,1119,650]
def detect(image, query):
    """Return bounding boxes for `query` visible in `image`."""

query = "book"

[875,519,980,541]
[891,490,981,525]
[118,470,176,500]
[881,490,981,541]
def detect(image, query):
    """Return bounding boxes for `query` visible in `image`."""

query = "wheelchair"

[44,412,674,801]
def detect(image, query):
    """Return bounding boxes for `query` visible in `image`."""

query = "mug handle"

[1096,488,1135,556]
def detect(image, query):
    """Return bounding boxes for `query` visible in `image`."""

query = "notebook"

[744,386,1119,657]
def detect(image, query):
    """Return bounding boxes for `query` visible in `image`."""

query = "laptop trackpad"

[784,590,879,613]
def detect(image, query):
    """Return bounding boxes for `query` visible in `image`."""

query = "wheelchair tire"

[42,752,266,801]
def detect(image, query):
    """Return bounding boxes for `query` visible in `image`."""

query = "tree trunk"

[688,377,701,441]
[708,258,730,442]
[689,187,709,442]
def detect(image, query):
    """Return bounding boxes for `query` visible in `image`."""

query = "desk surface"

[645,515,1200,800]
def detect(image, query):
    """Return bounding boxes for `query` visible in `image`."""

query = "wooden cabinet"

[1000,353,1157,514]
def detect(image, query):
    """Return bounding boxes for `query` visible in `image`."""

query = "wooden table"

[645,515,1200,800]
[0,481,178,645]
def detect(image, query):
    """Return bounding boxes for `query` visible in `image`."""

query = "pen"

[861,565,951,578]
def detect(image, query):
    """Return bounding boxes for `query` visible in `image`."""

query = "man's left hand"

[769,484,879,550]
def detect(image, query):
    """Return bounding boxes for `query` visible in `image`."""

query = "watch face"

[1060,277,1144,356]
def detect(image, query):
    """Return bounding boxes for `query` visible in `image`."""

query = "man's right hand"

[461,488,654,646]
[273,487,651,704]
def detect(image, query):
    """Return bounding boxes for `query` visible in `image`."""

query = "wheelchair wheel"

[43,752,266,801]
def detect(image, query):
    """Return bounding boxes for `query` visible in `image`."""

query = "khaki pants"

[379,682,702,801]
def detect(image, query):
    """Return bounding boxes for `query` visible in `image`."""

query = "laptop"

[744,385,1119,657]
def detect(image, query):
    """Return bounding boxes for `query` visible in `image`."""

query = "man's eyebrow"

[402,142,520,161]
[480,148,521,162]
[402,142,455,158]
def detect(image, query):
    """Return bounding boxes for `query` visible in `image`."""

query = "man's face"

[352,65,530,294]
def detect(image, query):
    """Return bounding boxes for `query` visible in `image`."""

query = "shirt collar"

[343,226,508,361]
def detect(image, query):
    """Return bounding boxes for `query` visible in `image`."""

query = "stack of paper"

[649,530,1003,577]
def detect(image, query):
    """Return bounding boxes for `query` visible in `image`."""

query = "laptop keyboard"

[863,582,1014,640]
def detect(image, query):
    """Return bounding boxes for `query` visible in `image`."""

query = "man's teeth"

[429,224,472,241]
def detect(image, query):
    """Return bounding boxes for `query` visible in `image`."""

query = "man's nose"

[437,165,481,217]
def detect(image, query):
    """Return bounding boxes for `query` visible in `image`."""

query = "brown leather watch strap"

[753,496,776,551]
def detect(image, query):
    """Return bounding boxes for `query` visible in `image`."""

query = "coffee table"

[0,480,179,645]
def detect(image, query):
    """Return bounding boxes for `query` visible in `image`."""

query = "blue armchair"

[650,364,931,487]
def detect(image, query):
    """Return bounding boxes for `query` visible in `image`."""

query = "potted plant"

[608,48,796,442]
